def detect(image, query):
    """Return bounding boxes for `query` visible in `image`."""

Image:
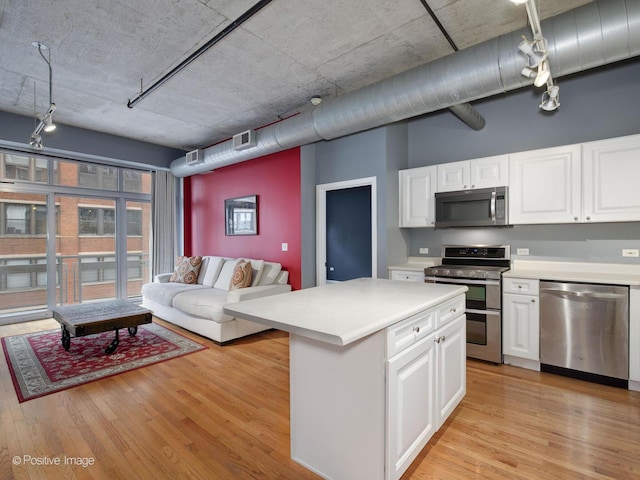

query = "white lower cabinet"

[289,294,466,480]
[503,278,540,365]
[386,333,437,480]
[386,314,465,480]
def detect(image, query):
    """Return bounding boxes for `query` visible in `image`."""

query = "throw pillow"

[230,260,253,290]
[169,256,203,284]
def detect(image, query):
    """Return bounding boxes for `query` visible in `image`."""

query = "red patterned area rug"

[2,322,206,402]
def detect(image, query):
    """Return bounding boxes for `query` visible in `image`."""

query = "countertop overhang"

[224,278,467,346]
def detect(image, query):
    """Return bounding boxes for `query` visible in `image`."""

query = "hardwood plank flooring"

[1,318,639,479]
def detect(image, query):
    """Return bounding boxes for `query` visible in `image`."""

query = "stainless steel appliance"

[540,281,629,388]
[434,186,508,228]
[425,245,510,363]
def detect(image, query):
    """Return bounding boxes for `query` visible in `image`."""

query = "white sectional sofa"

[141,256,291,344]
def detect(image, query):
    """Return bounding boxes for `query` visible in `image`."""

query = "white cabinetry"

[509,145,582,224]
[399,166,436,227]
[503,278,540,368]
[390,269,425,282]
[289,293,466,480]
[386,305,465,480]
[582,134,640,223]
[630,287,640,392]
[437,155,509,192]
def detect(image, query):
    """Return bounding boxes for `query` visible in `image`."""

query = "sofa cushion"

[201,256,226,286]
[214,258,240,291]
[258,261,282,286]
[141,281,209,307]
[169,256,202,284]
[172,288,233,323]
[243,258,265,286]
[230,260,252,290]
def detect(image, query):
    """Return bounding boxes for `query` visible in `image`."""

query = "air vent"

[185,149,204,166]
[233,129,257,151]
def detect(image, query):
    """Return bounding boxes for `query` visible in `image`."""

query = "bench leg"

[61,326,71,351]
[105,329,120,354]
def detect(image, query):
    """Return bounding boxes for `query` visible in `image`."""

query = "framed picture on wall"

[225,195,258,235]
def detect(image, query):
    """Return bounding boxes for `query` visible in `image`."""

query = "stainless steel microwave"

[434,186,509,228]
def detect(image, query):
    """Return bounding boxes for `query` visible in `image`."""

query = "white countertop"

[388,257,441,272]
[223,278,467,346]
[505,260,640,286]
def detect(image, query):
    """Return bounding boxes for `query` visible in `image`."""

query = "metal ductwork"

[171,0,640,177]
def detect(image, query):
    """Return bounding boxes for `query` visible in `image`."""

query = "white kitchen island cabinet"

[224,278,467,480]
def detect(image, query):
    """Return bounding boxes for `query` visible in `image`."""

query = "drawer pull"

[413,326,420,334]
[450,307,457,313]
[434,335,446,344]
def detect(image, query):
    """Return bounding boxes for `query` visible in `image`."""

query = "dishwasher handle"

[540,288,627,300]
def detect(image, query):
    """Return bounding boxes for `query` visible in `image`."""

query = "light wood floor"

[1,318,639,480]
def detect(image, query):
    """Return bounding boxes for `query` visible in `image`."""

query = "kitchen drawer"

[390,270,425,282]
[386,308,436,359]
[435,295,465,328]
[503,277,539,295]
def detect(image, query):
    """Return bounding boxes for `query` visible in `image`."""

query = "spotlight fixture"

[310,96,323,106]
[28,42,57,147]
[540,83,560,111]
[512,0,560,112]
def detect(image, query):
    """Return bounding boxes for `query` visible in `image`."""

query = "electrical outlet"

[622,249,639,257]
[281,243,288,252]
[419,247,429,254]
[516,248,530,255]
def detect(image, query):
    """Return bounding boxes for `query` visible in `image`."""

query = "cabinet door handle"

[413,325,420,334]
[531,299,536,303]
[440,335,446,342]
[574,216,579,221]
[450,307,457,313]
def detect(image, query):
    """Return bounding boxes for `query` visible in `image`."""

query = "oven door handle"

[425,276,500,286]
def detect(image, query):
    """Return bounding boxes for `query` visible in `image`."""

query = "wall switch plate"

[516,248,530,255]
[281,243,288,252]
[622,248,639,257]
[419,247,429,254]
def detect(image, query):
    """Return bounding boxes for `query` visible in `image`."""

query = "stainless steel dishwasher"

[540,281,629,388]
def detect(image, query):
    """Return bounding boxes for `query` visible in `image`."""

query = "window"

[0,257,47,291]
[79,256,116,283]
[127,209,142,236]
[78,164,118,190]
[78,207,116,235]
[0,154,48,183]
[1,202,47,235]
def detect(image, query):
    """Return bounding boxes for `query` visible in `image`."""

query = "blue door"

[326,185,372,281]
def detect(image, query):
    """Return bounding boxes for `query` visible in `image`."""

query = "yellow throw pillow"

[230,260,253,290]
[169,256,203,284]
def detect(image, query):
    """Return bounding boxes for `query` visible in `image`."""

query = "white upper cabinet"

[582,134,640,223]
[436,155,509,192]
[399,166,436,227]
[509,145,582,224]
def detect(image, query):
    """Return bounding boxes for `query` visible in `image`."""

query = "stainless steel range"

[425,245,511,363]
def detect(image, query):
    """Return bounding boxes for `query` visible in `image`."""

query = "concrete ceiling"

[0,0,592,151]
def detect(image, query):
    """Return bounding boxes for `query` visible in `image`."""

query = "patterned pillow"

[230,260,253,290]
[169,256,203,284]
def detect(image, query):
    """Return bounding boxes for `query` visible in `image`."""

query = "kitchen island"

[224,278,467,480]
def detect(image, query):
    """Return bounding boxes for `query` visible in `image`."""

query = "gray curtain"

[151,170,178,277]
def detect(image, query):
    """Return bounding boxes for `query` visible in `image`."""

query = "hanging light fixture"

[511,0,560,111]
[540,83,560,111]
[29,42,57,148]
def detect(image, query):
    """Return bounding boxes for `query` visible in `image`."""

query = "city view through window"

[0,153,152,322]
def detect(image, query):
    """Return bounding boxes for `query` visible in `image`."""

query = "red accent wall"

[183,148,301,290]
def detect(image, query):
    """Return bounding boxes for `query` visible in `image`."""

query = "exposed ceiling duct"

[171,0,640,178]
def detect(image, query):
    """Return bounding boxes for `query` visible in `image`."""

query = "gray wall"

[302,124,408,284]
[406,57,640,265]
[0,111,184,169]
